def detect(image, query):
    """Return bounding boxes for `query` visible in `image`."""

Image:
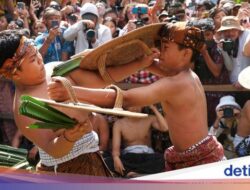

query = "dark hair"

[209,7,227,19]
[103,17,117,27]
[103,8,118,19]
[187,18,215,31]
[177,43,198,63]
[0,30,24,67]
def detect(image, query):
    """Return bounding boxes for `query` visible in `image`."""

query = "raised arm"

[149,105,168,132]
[67,48,160,87]
[200,44,223,78]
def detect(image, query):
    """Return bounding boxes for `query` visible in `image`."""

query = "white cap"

[216,95,241,111]
[80,3,99,17]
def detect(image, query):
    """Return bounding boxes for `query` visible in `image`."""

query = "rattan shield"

[79,23,165,70]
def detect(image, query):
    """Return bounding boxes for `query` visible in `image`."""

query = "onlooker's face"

[33,21,47,36]
[213,11,226,30]
[197,6,206,18]
[45,15,61,29]
[203,30,214,41]
[240,17,250,29]
[222,29,241,41]
[0,16,8,31]
[104,12,118,23]
[104,20,116,35]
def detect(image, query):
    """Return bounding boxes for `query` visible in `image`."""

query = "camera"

[85,28,96,41]
[131,7,148,15]
[223,107,234,118]
[165,15,179,23]
[221,39,235,52]
[133,17,149,28]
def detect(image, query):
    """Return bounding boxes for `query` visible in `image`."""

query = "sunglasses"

[240,18,250,25]
[50,5,61,11]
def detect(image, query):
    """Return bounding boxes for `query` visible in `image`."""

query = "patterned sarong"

[164,135,225,171]
[36,152,112,177]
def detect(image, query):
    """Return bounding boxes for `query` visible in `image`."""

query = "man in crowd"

[63,3,112,54]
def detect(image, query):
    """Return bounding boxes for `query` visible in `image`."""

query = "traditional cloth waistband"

[122,145,154,155]
[39,131,99,167]
[165,135,225,171]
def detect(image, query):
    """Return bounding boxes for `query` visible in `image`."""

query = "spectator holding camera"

[209,95,241,159]
[63,3,112,54]
[217,16,250,86]
[217,16,250,107]
[120,3,152,36]
[35,7,74,63]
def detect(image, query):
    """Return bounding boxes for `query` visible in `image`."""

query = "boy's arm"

[67,49,160,87]
[16,113,92,159]
[243,34,250,57]
[200,44,223,78]
[112,121,125,175]
[96,114,110,151]
[149,105,168,132]
[48,76,174,109]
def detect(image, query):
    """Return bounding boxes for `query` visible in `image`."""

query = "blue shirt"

[35,27,75,64]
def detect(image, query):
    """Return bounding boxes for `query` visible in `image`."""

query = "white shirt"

[63,20,112,54]
[230,30,250,83]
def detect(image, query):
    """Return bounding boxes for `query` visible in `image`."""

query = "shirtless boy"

[0,29,157,175]
[110,105,168,177]
[48,22,225,170]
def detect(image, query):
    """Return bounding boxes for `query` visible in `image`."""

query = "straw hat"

[79,23,164,71]
[217,16,244,32]
[216,95,241,111]
[34,97,148,118]
[238,66,250,89]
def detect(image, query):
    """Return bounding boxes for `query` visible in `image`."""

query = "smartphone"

[131,7,148,15]
[51,20,59,28]
[17,2,25,10]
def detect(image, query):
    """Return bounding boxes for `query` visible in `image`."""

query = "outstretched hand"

[113,156,125,175]
[140,48,160,68]
[63,121,92,142]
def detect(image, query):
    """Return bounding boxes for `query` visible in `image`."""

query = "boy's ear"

[184,48,193,61]
[12,72,21,81]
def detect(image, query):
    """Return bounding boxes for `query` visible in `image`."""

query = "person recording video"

[209,95,241,159]
[35,7,74,63]
[217,16,250,87]
[63,3,112,54]
[120,3,152,36]
[217,16,250,107]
